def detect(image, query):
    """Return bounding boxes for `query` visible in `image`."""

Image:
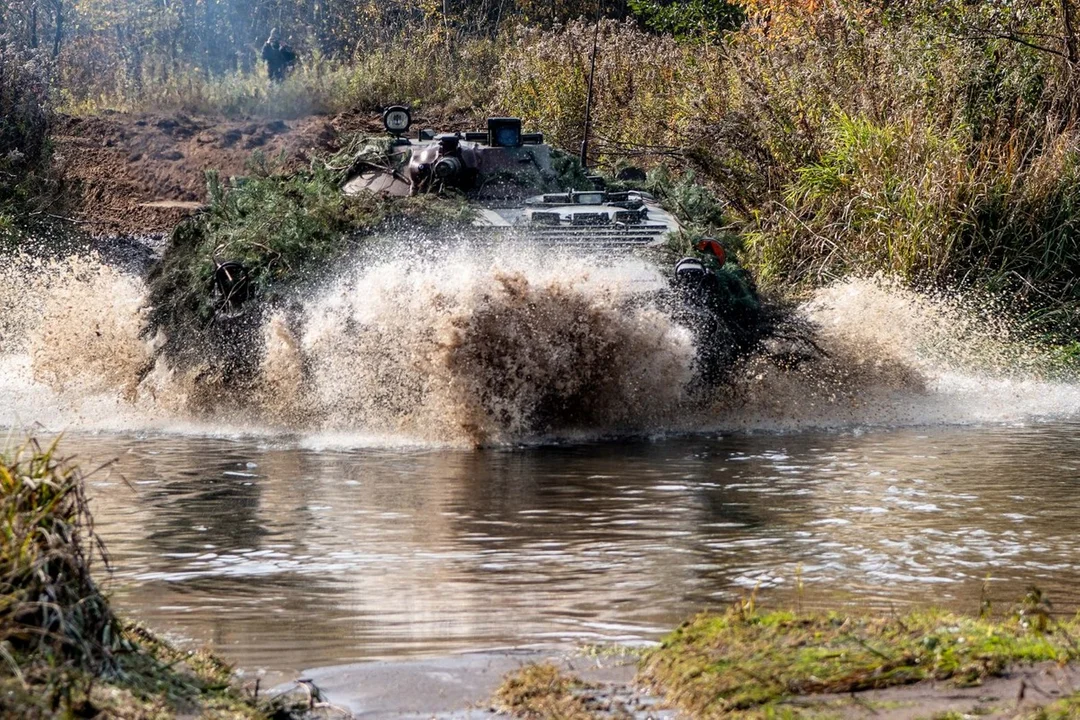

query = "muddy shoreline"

[296,648,1080,719]
[296,648,659,719]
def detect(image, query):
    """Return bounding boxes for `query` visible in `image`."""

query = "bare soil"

[51,109,465,236]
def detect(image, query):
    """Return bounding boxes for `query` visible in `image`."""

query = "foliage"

[708,2,1080,301]
[146,139,476,367]
[638,603,1080,717]
[4,0,712,118]
[0,37,53,210]
[627,0,743,41]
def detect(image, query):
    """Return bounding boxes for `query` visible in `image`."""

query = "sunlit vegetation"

[638,598,1080,717]
[0,438,317,718]
[5,0,1080,336]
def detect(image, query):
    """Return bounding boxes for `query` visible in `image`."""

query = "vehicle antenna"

[580,14,601,170]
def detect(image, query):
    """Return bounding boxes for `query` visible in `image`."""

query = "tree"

[627,0,743,41]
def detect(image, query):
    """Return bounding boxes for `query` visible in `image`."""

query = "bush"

[0,37,53,206]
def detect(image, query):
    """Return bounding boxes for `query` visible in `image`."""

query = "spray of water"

[718,277,1080,431]
[262,251,695,444]
[1,247,1078,444]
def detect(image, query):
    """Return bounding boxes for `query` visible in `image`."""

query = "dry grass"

[0,438,120,676]
[60,35,501,120]
[493,662,602,720]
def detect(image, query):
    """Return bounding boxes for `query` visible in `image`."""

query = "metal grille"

[514,225,670,249]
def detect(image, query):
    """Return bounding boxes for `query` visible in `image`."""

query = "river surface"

[47,420,1080,678]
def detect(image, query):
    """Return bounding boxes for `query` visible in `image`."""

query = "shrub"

[0,37,53,206]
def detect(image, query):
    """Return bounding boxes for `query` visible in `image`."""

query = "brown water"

[51,421,1080,678]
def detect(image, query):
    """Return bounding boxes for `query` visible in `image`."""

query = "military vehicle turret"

[343,108,681,250]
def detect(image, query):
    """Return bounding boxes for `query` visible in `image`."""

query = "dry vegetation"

[493,663,604,720]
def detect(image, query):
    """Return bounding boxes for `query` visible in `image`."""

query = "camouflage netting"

[144,136,477,381]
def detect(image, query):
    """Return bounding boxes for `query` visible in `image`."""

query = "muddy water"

[50,420,1080,678]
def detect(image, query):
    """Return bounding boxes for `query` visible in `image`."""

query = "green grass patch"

[638,603,1080,718]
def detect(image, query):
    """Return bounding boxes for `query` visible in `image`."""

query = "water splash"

[720,278,1080,431]
[1,248,1079,444]
[269,251,695,444]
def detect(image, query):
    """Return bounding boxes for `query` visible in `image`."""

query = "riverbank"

[298,606,1080,720]
[485,602,1080,719]
[0,439,334,719]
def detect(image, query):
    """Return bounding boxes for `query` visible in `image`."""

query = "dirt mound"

[53,110,394,236]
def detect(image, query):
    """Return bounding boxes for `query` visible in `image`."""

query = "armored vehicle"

[148,107,764,408]
[338,108,763,383]
[343,108,682,250]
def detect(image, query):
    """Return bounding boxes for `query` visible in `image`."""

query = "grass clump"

[638,603,1080,717]
[0,438,119,678]
[0,438,321,718]
[493,663,603,720]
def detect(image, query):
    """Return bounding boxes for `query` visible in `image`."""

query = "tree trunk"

[1064,0,1078,64]
[30,3,39,49]
[51,0,63,59]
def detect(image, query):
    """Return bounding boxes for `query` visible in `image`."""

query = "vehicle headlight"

[383,106,412,135]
